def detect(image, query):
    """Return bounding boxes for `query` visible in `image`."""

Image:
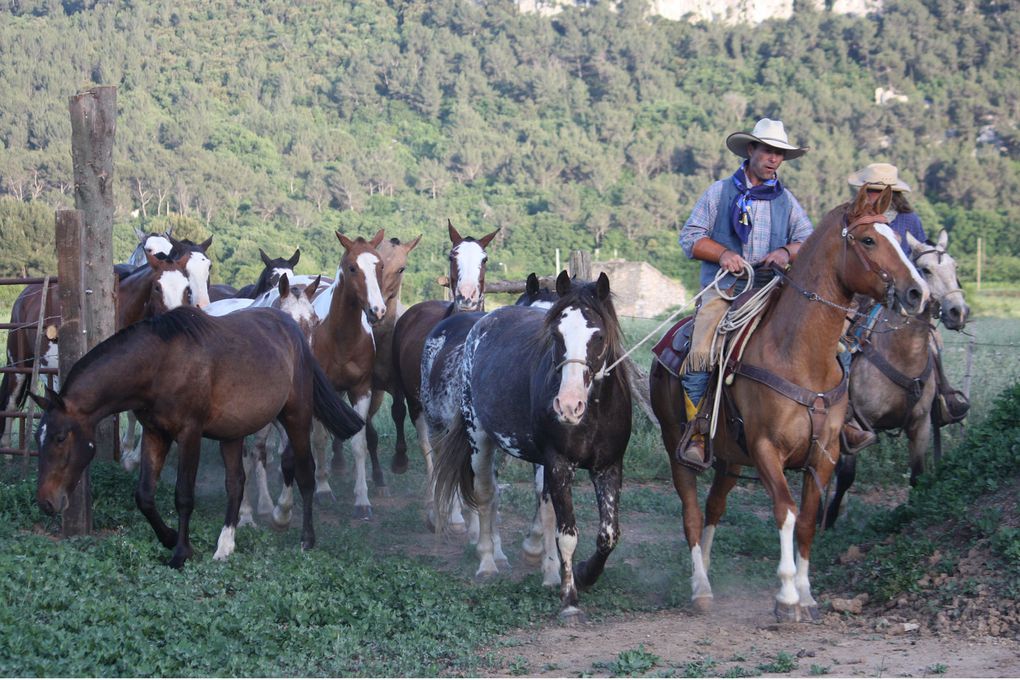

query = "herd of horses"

[5,186,970,623]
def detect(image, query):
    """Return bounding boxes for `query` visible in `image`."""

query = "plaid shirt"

[679,179,814,263]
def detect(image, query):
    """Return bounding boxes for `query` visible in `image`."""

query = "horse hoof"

[473,569,499,582]
[804,605,822,623]
[521,549,543,567]
[496,558,512,572]
[692,596,714,614]
[270,512,291,530]
[314,490,337,505]
[424,515,437,534]
[773,601,800,623]
[374,484,391,498]
[301,538,316,551]
[558,606,587,625]
[238,514,256,529]
[167,549,191,569]
[447,521,467,536]
[391,453,408,475]
[352,505,372,521]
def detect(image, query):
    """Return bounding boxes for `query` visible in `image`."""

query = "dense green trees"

[0,0,1017,298]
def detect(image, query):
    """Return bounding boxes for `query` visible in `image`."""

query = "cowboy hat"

[725,118,808,160]
[847,162,912,192]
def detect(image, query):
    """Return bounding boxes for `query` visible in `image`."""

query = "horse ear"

[555,270,572,297]
[287,248,300,267]
[307,275,322,299]
[448,219,463,245]
[198,236,213,252]
[850,186,870,217]
[278,273,290,299]
[477,228,500,249]
[526,273,539,297]
[259,248,273,267]
[406,234,423,252]
[905,232,924,255]
[28,391,51,412]
[874,186,893,214]
[937,229,949,250]
[336,231,356,251]
[369,229,386,248]
[134,227,146,241]
[165,224,174,238]
[596,272,611,300]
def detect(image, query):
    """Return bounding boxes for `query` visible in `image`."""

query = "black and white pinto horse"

[431,272,631,621]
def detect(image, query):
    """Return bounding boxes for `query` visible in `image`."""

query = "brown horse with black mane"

[650,187,928,622]
[32,306,363,568]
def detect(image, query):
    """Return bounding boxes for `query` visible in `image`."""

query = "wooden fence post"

[55,209,92,537]
[69,86,118,462]
[569,250,591,280]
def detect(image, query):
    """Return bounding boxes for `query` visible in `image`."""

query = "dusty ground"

[480,596,1020,677]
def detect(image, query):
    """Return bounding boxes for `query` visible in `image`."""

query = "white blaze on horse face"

[453,241,486,309]
[158,271,191,311]
[873,224,930,306]
[271,267,293,287]
[552,307,597,425]
[186,252,212,308]
[144,235,172,257]
[355,252,386,323]
[38,423,47,448]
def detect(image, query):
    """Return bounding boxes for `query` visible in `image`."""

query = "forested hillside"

[1,0,1018,298]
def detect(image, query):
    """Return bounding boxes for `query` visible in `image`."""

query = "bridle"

[911,246,965,321]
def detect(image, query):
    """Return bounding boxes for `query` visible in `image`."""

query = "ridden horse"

[649,187,928,622]
[32,306,363,567]
[272,231,386,522]
[825,229,969,527]
[1,250,193,445]
[390,221,498,484]
[432,272,632,622]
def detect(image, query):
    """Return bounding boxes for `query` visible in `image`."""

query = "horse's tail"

[431,411,476,534]
[311,361,364,440]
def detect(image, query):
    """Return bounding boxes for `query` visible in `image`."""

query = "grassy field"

[0,304,1018,675]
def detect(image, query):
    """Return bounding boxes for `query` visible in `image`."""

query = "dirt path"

[481,596,1020,677]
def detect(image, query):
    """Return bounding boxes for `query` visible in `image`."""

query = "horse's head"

[841,187,928,315]
[145,249,193,316]
[516,272,558,310]
[336,229,387,325]
[128,228,173,267]
[546,271,620,425]
[274,273,321,340]
[257,247,301,295]
[29,388,95,516]
[907,230,969,331]
[377,235,422,309]
[169,235,213,309]
[447,219,498,312]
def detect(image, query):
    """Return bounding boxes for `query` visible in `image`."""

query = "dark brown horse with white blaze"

[32,306,363,567]
[649,187,929,622]
[432,272,631,622]
[825,229,969,527]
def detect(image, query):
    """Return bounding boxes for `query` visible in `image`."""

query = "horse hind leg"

[310,420,336,504]
[365,389,389,494]
[254,424,280,515]
[120,411,140,472]
[238,444,257,528]
[272,439,297,529]
[214,439,245,561]
[0,370,25,448]
[522,465,561,587]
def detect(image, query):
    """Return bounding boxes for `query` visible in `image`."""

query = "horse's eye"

[398,267,406,274]
[349,265,357,273]
[861,237,876,246]
[55,432,67,443]
[920,267,931,276]
[482,256,488,263]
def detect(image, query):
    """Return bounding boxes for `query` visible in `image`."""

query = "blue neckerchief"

[730,162,784,244]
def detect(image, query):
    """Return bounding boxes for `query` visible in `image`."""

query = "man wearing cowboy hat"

[847,162,926,256]
[675,117,814,471]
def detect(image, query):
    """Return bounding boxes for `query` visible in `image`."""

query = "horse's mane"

[537,280,629,388]
[61,308,216,394]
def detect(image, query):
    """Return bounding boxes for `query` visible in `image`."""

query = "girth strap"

[859,343,934,400]
[730,361,848,410]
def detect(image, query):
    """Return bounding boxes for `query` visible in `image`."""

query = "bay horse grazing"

[649,187,928,622]
[32,306,363,567]
[273,231,386,522]
[1,250,192,445]
[390,221,498,483]
[825,229,969,527]
[432,272,632,622]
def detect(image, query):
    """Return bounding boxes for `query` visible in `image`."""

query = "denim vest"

[700,181,793,289]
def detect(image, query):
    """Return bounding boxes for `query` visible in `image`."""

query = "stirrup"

[937,391,970,425]
[840,422,877,454]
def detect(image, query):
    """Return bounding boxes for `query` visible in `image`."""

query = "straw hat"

[725,118,808,160]
[847,162,912,192]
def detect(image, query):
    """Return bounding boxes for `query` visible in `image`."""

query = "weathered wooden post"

[569,249,591,280]
[55,209,93,536]
[68,86,118,463]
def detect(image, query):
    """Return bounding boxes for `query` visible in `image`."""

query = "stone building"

[591,259,687,319]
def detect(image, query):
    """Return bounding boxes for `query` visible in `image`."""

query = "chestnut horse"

[272,231,387,522]
[32,306,363,567]
[649,187,928,622]
[825,229,969,526]
[432,272,631,622]
[389,221,498,486]
[1,250,193,445]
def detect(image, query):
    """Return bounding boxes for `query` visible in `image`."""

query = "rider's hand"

[762,246,792,270]
[719,249,748,274]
